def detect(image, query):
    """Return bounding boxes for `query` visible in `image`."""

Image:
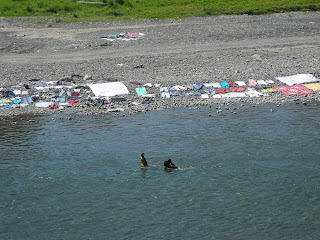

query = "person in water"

[164,158,177,169]
[140,153,148,167]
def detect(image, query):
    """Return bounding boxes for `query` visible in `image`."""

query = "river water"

[1,103,319,239]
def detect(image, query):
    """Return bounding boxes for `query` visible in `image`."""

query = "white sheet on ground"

[266,80,274,84]
[227,92,247,98]
[212,83,222,88]
[212,94,222,99]
[88,82,129,97]
[161,92,170,98]
[257,80,267,85]
[160,87,168,92]
[246,90,262,97]
[235,81,246,86]
[35,102,53,108]
[204,83,214,88]
[276,74,319,86]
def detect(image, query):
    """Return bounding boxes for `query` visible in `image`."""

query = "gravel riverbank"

[0,12,319,117]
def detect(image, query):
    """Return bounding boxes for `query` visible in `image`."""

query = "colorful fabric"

[274,85,314,96]
[221,82,229,89]
[49,104,59,109]
[248,79,258,87]
[130,81,142,85]
[136,87,147,96]
[303,83,320,92]
[217,90,227,94]
[228,82,237,87]
[13,98,21,104]
[69,100,79,105]
[261,88,278,93]
[228,87,246,92]
[190,84,203,90]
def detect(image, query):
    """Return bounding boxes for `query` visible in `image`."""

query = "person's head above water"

[141,153,145,157]
[168,158,172,163]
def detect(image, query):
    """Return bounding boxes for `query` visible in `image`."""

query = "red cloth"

[235,87,246,92]
[228,88,237,92]
[228,88,246,92]
[274,85,314,96]
[217,90,227,94]
[228,82,237,87]
[49,104,59,109]
[130,81,142,85]
[71,92,80,97]
[69,100,80,106]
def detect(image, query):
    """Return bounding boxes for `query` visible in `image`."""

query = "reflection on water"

[0,103,319,239]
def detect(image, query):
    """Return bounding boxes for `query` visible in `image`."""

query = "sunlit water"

[1,103,319,239]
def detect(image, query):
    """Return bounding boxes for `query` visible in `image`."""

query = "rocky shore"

[0,12,319,118]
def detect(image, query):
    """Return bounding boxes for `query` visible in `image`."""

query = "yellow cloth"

[261,88,278,93]
[303,83,320,92]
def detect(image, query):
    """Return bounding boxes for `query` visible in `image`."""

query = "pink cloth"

[248,79,257,87]
[274,85,314,96]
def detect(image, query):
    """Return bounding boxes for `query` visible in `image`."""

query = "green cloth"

[136,87,147,96]
[261,88,277,93]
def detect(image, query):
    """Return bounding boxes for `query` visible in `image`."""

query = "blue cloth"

[14,98,21,104]
[190,84,203,90]
[59,89,71,97]
[22,96,33,104]
[221,82,229,89]
[55,97,66,103]
[4,90,15,97]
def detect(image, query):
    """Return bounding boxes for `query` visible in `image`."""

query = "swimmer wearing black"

[164,158,177,169]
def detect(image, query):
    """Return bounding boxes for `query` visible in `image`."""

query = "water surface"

[1,103,319,239]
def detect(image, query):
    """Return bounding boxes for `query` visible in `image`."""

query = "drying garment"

[221,82,229,89]
[135,87,147,96]
[303,83,320,92]
[274,85,314,96]
[276,74,319,86]
[248,79,258,87]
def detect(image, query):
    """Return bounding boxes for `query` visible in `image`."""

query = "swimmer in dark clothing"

[140,153,148,167]
[164,158,177,170]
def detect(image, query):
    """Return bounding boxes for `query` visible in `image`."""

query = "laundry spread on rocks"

[0,74,319,115]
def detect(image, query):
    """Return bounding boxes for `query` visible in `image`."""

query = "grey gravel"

[0,12,319,117]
